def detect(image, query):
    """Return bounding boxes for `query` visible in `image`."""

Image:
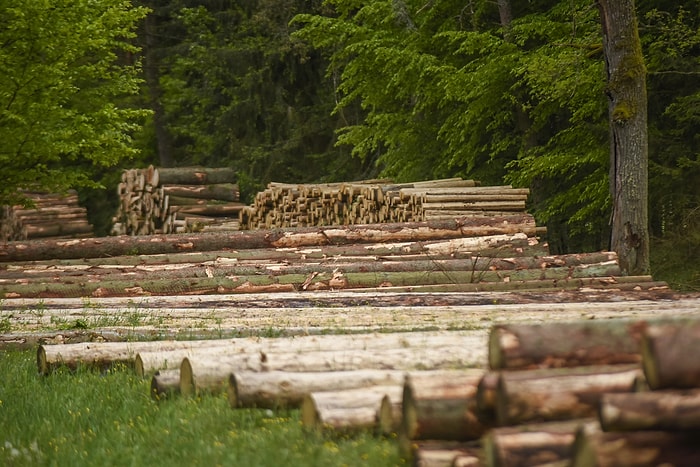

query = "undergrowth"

[0,351,402,467]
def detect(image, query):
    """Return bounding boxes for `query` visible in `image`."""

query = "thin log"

[571,429,700,467]
[150,369,180,399]
[496,365,641,426]
[599,389,700,431]
[402,370,487,442]
[301,385,403,433]
[640,319,700,389]
[488,319,644,370]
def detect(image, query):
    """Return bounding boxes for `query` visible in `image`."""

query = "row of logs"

[239,178,531,230]
[0,216,668,298]
[111,166,243,236]
[0,191,93,242]
[36,317,700,465]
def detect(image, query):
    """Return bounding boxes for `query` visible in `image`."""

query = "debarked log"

[402,370,487,442]
[0,216,537,262]
[409,441,483,467]
[150,369,181,399]
[488,319,644,371]
[640,319,700,389]
[495,365,641,426]
[599,389,700,431]
[301,385,404,434]
[571,429,700,467]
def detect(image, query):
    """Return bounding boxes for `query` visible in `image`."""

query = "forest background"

[0,0,698,289]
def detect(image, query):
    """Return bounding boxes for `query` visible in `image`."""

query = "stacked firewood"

[239,178,531,230]
[34,317,700,465]
[111,166,243,236]
[0,191,93,241]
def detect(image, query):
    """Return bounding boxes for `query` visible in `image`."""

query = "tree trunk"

[598,0,650,275]
[496,365,640,425]
[640,320,700,389]
[599,389,700,431]
[401,370,487,442]
[150,369,180,399]
[571,430,699,467]
[488,319,645,370]
[301,385,404,433]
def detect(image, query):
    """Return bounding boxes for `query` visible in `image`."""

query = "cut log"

[410,441,482,467]
[155,167,237,185]
[150,369,180,399]
[571,429,700,467]
[161,183,240,201]
[599,389,700,431]
[488,319,644,370]
[181,345,486,396]
[483,419,597,467]
[301,385,404,433]
[640,319,700,389]
[402,370,487,442]
[495,365,641,426]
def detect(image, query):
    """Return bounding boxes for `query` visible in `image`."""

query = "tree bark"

[488,319,645,370]
[496,365,640,425]
[598,0,650,275]
[599,389,700,431]
[640,320,700,389]
[571,430,699,467]
[401,370,487,442]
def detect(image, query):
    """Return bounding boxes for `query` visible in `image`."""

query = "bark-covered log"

[402,370,487,442]
[301,385,404,433]
[599,389,700,431]
[483,419,597,467]
[155,167,238,185]
[571,429,699,467]
[410,441,482,467]
[488,319,644,370]
[640,320,700,389]
[496,365,641,426]
[0,216,538,262]
[161,183,239,201]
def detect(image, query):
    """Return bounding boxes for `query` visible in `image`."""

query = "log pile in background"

[0,190,93,242]
[111,166,243,236]
[33,317,700,465]
[239,178,531,230]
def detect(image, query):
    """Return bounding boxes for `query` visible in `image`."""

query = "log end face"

[227,373,239,409]
[300,394,320,431]
[488,327,509,370]
[179,358,195,397]
[134,354,145,378]
[37,345,48,375]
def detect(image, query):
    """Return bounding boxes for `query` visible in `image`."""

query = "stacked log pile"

[0,191,93,241]
[0,215,668,299]
[111,166,243,235]
[33,317,700,465]
[239,178,531,230]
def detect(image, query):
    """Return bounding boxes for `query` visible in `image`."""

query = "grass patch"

[0,351,403,466]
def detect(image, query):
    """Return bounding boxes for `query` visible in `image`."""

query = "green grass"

[0,351,403,467]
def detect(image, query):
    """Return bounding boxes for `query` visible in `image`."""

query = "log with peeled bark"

[410,441,482,467]
[0,216,538,263]
[150,369,181,399]
[599,389,700,431]
[137,331,484,376]
[488,319,645,371]
[570,429,700,467]
[495,365,641,426]
[181,345,486,396]
[401,370,487,442]
[301,385,404,433]
[482,419,598,467]
[640,319,700,389]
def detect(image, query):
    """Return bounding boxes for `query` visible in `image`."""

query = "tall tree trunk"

[597,0,649,275]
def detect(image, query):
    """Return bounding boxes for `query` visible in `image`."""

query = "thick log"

[402,370,487,442]
[640,319,700,389]
[301,385,404,433]
[0,216,537,263]
[229,370,407,409]
[181,345,485,396]
[161,183,239,201]
[410,442,482,467]
[488,319,644,370]
[138,331,483,376]
[496,365,641,426]
[483,419,597,467]
[150,369,180,399]
[599,389,700,431]
[155,167,237,185]
[571,429,700,467]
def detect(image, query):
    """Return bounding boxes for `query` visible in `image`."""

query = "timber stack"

[239,178,531,230]
[111,166,243,236]
[0,190,93,242]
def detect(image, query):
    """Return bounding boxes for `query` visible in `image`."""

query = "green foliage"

[0,351,401,466]
[0,1,150,206]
